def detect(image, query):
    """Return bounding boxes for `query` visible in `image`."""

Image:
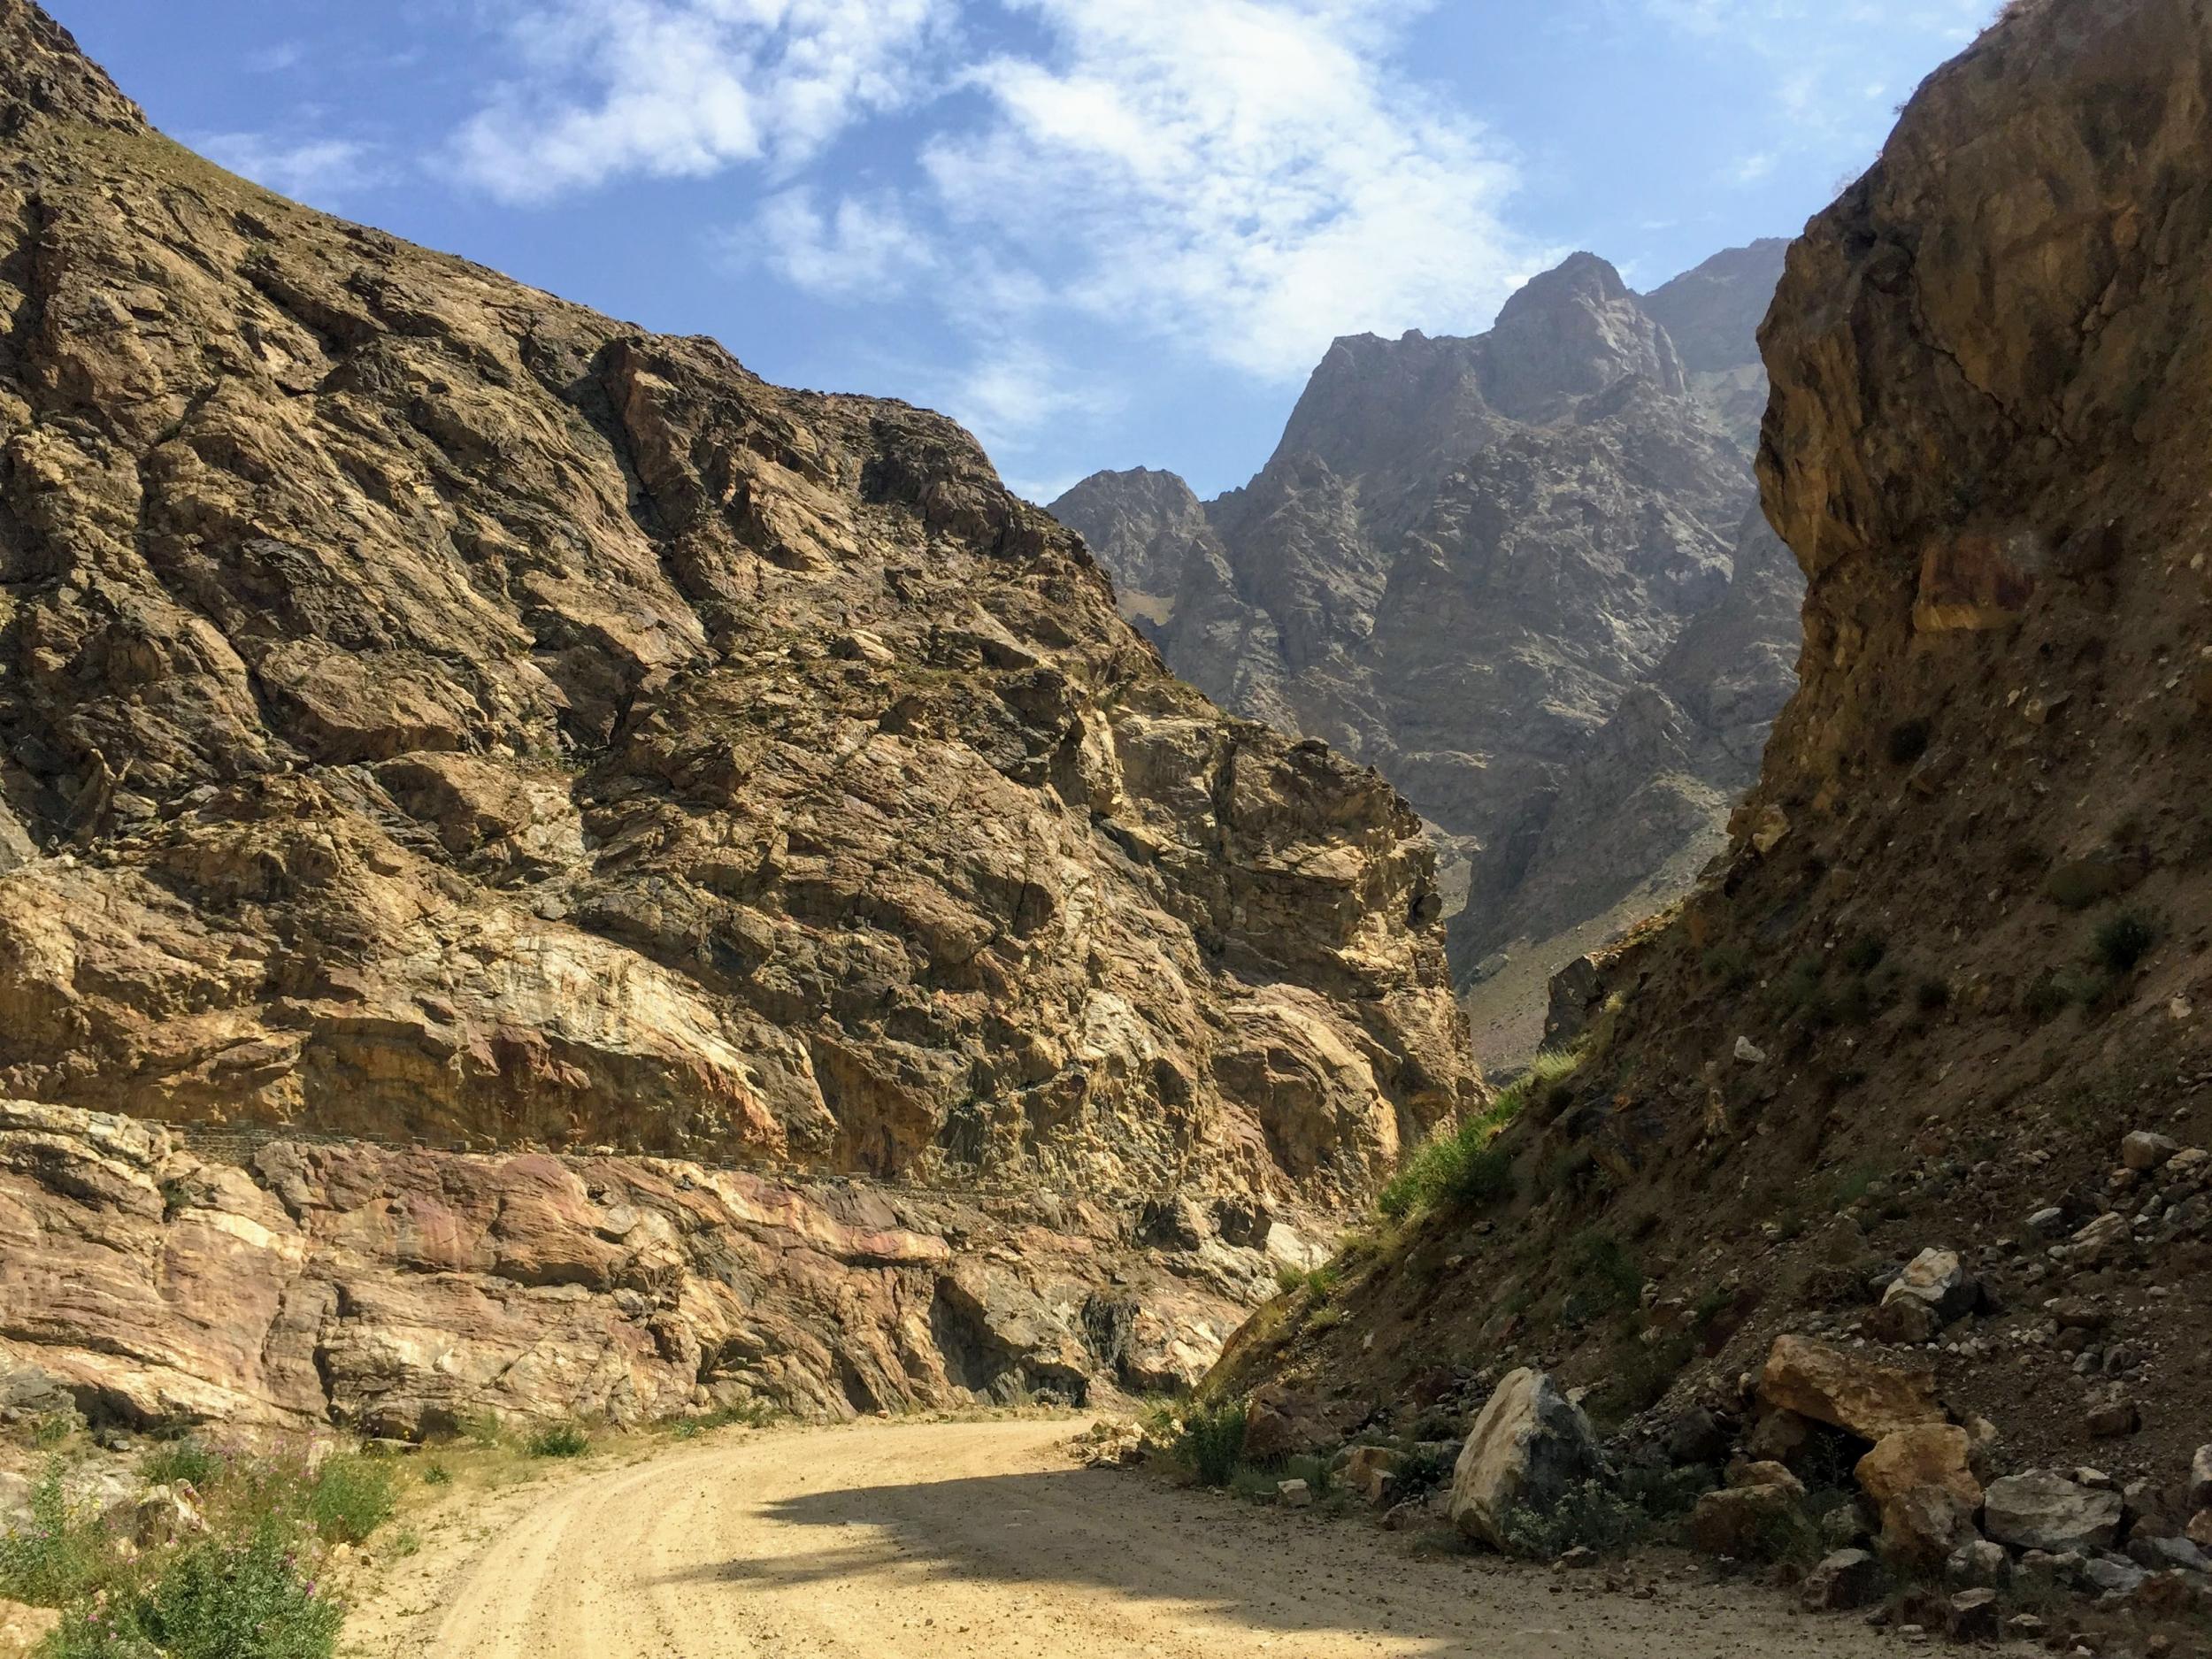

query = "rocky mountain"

[0,2,1481,1425]
[1051,242,1797,1040]
[1219,0,2212,1598]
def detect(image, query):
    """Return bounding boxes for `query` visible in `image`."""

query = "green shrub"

[1375,1056,1566,1224]
[525,1424,592,1460]
[2094,910,2156,973]
[1772,955,1831,1024]
[306,1455,394,1546]
[1618,1461,1715,1519]
[0,1466,113,1607]
[45,1517,342,1659]
[1840,934,1886,974]
[1177,1402,1248,1488]
[138,1437,221,1491]
[1913,976,1950,1012]
[1701,944,1754,990]
[1227,1463,1281,1502]
[419,1460,452,1486]
[1564,1230,1641,1317]
[1496,1479,1646,1560]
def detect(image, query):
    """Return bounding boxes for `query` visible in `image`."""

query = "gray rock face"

[1055,242,1799,996]
[1447,1367,1606,1547]
[1983,1471,2124,1555]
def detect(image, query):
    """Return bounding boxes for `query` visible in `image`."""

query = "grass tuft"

[526,1423,592,1460]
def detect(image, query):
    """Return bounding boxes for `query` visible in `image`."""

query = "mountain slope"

[0,0,1477,1209]
[1053,243,1796,1026]
[1219,0,2212,1498]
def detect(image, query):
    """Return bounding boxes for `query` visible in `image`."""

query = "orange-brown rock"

[0,1100,1286,1432]
[0,1,1477,1211]
[1758,1338,1944,1442]
[1855,1426,1984,1570]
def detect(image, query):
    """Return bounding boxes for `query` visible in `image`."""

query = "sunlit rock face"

[0,0,1478,1206]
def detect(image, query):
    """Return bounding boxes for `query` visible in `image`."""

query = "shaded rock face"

[0,3,1476,1205]
[0,1100,1286,1433]
[1212,0,2212,1506]
[1052,242,1797,995]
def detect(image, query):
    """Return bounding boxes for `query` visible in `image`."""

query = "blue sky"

[55,1,1991,501]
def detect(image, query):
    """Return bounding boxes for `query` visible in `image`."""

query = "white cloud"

[941,342,1118,461]
[745,188,937,296]
[445,0,1533,462]
[915,0,1533,380]
[452,0,950,204]
[197,133,385,204]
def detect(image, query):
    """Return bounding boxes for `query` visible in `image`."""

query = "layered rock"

[0,1099,1302,1432]
[0,2,1477,1211]
[1052,242,1797,1021]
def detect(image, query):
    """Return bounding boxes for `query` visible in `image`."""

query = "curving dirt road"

[348,1417,1901,1658]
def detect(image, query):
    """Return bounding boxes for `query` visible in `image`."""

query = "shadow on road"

[649,1462,1681,1657]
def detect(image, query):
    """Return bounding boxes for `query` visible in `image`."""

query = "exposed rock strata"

[1052,244,1797,1002]
[0,1,1476,1206]
[0,1099,1298,1432]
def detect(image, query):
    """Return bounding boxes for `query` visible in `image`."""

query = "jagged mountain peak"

[1056,237,1798,1041]
[1483,250,1687,421]
[0,0,143,133]
[1494,250,1634,323]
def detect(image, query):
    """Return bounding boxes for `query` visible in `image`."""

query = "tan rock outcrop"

[0,1,1477,1210]
[0,1100,1279,1432]
[1758,1338,1944,1441]
[1855,1426,1984,1570]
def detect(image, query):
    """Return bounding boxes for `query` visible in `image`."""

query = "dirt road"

[349,1417,1903,1658]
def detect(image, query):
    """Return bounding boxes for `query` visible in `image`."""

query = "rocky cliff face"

[1219,0,2212,1510]
[0,1100,1298,1431]
[1052,243,1796,1025]
[0,2,1477,1217]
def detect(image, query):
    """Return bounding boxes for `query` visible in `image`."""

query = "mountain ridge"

[1052,242,1798,1026]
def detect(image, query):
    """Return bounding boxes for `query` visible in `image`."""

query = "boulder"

[2121,1132,2180,1172]
[1664,1407,1732,1467]
[1276,1479,1312,1509]
[2067,1212,2131,1267]
[2085,1389,2139,1440]
[1340,1445,1403,1506]
[2129,1533,2210,1573]
[1448,1369,1606,1548]
[129,1482,204,1547]
[1946,1539,2010,1589]
[2190,1445,2212,1512]
[1746,1407,1810,1464]
[1855,1425,1984,1570]
[1240,1386,1335,1463]
[2082,1555,2146,1595]
[1983,1471,2123,1554]
[0,1601,60,1657]
[2189,1509,2212,1550]
[1801,1548,1884,1612]
[1946,1587,2000,1643]
[1688,1482,1802,1559]
[1881,1248,1977,1325]
[1729,1459,1806,1497]
[1759,1336,1943,1440]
